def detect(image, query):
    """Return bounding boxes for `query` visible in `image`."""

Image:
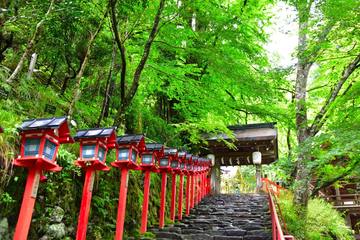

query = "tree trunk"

[27,52,37,80]
[293,1,312,208]
[113,0,166,128]
[6,0,55,83]
[97,39,117,127]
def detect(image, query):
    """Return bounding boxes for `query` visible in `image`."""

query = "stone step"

[151,194,272,239]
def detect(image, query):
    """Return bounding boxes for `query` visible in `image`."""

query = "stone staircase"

[150,194,272,240]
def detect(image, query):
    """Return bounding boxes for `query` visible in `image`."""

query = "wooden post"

[177,174,184,220]
[170,173,176,222]
[185,174,191,216]
[256,165,262,193]
[76,170,95,240]
[140,171,151,233]
[115,168,129,240]
[14,165,42,240]
[159,172,167,229]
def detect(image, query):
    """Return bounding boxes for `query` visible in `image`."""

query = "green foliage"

[0,0,358,238]
[279,192,353,240]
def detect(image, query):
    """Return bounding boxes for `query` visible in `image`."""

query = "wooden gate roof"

[205,122,278,166]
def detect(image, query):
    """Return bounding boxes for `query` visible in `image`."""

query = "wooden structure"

[204,122,278,193]
[205,122,278,166]
[320,180,360,238]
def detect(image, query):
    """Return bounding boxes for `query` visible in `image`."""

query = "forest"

[0,0,359,239]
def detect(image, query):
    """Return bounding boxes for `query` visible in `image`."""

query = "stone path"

[150,194,272,240]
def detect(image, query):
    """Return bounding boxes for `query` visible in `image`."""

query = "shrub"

[278,192,353,240]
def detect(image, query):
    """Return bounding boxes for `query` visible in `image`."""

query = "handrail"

[261,178,295,240]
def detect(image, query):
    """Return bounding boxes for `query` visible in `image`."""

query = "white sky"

[265,1,298,68]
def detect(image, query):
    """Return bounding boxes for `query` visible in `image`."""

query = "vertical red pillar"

[115,168,129,240]
[199,173,202,202]
[198,174,201,204]
[140,171,151,233]
[190,174,195,209]
[194,175,198,206]
[207,175,211,195]
[170,173,176,222]
[177,174,184,220]
[200,173,204,199]
[14,165,41,240]
[185,175,191,216]
[76,169,95,240]
[159,172,167,229]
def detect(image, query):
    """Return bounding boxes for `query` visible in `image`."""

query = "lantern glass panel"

[118,148,129,161]
[82,145,96,159]
[186,164,191,170]
[98,147,106,161]
[171,160,178,168]
[180,163,185,169]
[142,154,153,164]
[24,138,41,156]
[43,139,57,160]
[131,150,137,163]
[160,158,169,167]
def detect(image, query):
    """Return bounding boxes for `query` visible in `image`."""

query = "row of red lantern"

[10,117,212,240]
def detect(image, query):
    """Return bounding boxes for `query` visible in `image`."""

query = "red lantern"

[74,127,117,240]
[112,134,145,240]
[112,134,145,170]
[140,143,164,234]
[13,116,73,240]
[140,143,164,170]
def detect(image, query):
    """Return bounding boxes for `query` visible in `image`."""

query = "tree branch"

[309,53,360,136]
[6,0,55,83]
[125,0,166,105]
[67,4,109,117]
[110,0,126,104]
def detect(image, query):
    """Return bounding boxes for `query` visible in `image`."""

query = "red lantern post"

[74,127,117,240]
[177,152,186,220]
[192,156,199,206]
[13,117,73,240]
[140,143,164,234]
[0,126,3,133]
[158,148,177,229]
[185,154,193,216]
[111,135,146,240]
[169,150,181,222]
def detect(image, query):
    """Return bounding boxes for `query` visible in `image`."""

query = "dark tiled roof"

[117,134,144,144]
[164,148,177,156]
[19,116,68,131]
[178,152,186,157]
[227,122,277,131]
[145,143,163,151]
[74,127,116,140]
